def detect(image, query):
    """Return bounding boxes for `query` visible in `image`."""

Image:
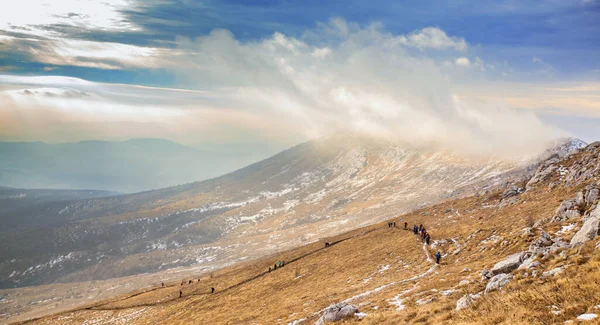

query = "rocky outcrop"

[526,156,559,191]
[570,208,600,246]
[518,258,540,270]
[491,252,530,275]
[542,266,567,277]
[315,303,359,325]
[551,200,581,222]
[485,274,512,294]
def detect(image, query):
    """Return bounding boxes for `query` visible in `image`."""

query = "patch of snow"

[355,312,367,319]
[388,295,405,311]
[557,223,576,234]
[577,314,598,321]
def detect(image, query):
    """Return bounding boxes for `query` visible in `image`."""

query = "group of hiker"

[164,278,216,298]
[410,224,431,245]
[170,215,444,301]
[269,260,286,272]
[405,222,441,264]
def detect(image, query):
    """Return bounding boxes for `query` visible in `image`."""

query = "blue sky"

[0,0,599,155]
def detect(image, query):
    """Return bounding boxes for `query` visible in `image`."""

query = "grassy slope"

[16,152,600,325]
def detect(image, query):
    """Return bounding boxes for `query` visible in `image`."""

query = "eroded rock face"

[570,214,600,246]
[526,162,558,191]
[551,200,581,222]
[485,274,512,294]
[315,303,359,325]
[491,252,529,275]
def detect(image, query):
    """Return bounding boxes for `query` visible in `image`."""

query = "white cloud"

[0,0,137,38]
[532,56,543,64]
[165,19,563,156]
[455,57,471,67]
[4,19,593,156]
[397,27,468,51]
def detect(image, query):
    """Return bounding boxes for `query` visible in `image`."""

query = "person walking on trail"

[419,224,423,232]
[436,251,441,264]
[268,266,271,273]
[404,222,408,230]
[426,234,431,245]
[179,289,183,298]
[162,282,164,287]
[211,287,215,294]
[413,225,418,234]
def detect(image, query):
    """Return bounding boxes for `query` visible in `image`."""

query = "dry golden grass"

[17,162,600,325]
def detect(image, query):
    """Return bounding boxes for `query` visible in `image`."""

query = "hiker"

[268,266,271,273]
[419,224,423,232]
[393,221,396,227]
[282,260,285,267]
[325,241,330,247]
[413,225,418,234]
[179,289,183,298]
[274,263,277,270]
[161,282,164,287]
[181,281,184,286]
[426,234,431,245]
[404,222,408,230]
[189,280,192,284]
[211,287,215,294]
[436,251,441,264]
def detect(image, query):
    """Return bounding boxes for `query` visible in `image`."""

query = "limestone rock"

[518,258,540,270]
[315,303,359,325]
[485,274,512,294]
[456,295,474,311]
[542,266,567,277]
[585,188,599,206]
[551,200,581,222]
[570,216,599,246]
[491,252,529,275]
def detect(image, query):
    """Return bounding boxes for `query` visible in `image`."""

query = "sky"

[1,0,599,158]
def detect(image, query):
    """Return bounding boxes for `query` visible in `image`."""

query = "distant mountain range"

[0,139,253,192]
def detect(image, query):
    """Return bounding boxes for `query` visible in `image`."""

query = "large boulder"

[570,216,600,246]
[315,303,359,325]
[485,274,512,294]
[491,252,529,275]
[551,200,581,222]
[526,163,558,191]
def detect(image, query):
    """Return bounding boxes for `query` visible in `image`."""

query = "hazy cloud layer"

[2,18,599,157]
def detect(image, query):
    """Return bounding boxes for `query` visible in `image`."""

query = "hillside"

[0,139,247,192]
[0,136,543,289]
[0,137,590,324]
[10,141,600,325]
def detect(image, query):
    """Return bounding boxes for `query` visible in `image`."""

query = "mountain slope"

[12,140,600,325]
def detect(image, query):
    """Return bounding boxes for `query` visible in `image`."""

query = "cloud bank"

[2,18,589,158]
[167,19,564,156]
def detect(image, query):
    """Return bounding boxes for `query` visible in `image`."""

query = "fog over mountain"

[0,139,259,192]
